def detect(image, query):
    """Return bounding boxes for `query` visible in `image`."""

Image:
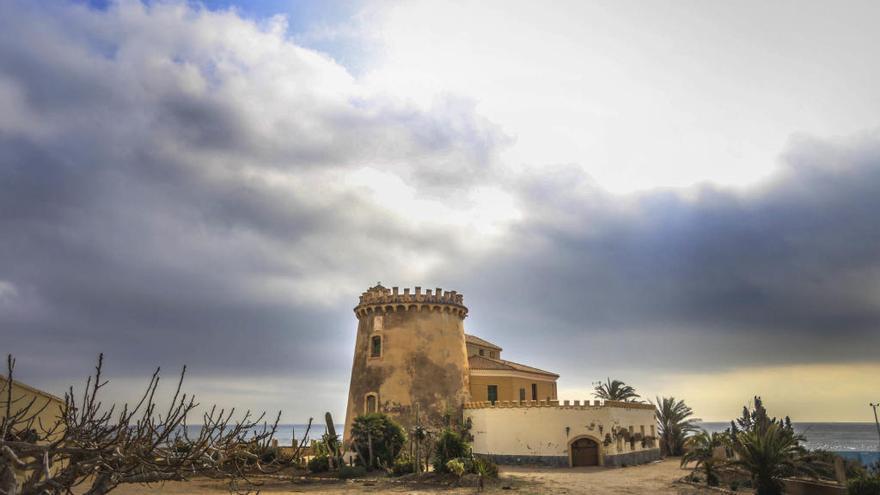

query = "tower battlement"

[354,284,467,318]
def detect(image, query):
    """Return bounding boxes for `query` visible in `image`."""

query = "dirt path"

[500,459,705,494]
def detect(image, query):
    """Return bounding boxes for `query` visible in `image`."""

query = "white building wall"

[464,401,661,467]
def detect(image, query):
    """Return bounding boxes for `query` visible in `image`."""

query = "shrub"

[729,422,813,495]
[471,456,498,479]
[307,455,330,473]
[433,429,470,473]
[350,413,406,469]
[446,459,466,477]
[729,480,740,491]
[391,456,415,476]
[338,465,367,479]
[259,447,279,464]
[802,450,866,480]
[848,477,880,495]
[172,439,192,454]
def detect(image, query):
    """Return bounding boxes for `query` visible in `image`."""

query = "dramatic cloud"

[0,1,510,415]
[2,0,879,421]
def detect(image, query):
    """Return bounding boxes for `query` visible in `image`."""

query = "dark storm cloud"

[458,133,880,377]
[0,1,500,392]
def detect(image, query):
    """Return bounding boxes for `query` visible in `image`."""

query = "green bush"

[307,455,330,473]
[446,459,466,477]
[391,456,416,476]
[471,456,499,478]
[848,477,880,495]
[729,480,739,491]
[350,413,406,469]
[432,429,470,473]
[338,465,367,479]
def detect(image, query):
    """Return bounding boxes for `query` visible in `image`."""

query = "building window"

[519,388,526,401]
[489,351,496,358]
[479,349,485,356]
[531,383,538,401]
[365,393,378,414]
[370,335,382,358]
[487,385,498,404]
[650,425,656,437]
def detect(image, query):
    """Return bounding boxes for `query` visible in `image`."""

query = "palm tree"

[653,396,700,456]
[593,378,640,402]
[729,422,817,495]
[681,430,723,486]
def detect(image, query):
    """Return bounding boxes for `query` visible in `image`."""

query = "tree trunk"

[367,431,374,469]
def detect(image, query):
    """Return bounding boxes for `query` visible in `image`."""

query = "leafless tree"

[1,353,299,495]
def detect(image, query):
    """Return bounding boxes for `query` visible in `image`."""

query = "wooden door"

[571,438,599,466]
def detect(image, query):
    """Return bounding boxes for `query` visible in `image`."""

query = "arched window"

[370,335,382,358]
[365,393,378,414]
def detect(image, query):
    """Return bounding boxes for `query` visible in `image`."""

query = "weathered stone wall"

[343,285,471,441]
[465,400,658,467]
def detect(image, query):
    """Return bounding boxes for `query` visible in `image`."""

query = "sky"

[2,0,880,423]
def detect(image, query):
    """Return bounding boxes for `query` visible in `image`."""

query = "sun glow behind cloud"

[359,0,880,193]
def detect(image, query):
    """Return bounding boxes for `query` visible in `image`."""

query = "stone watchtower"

[343,284,471,441]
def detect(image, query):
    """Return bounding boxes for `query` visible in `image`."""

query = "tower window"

[365,393,378,414]
[370,335,382,358]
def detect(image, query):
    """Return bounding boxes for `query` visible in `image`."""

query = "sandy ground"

[105,459,709,495]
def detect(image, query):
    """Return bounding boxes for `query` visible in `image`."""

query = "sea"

[181,424,344,447]
[700,422,880,466]
[265,423,345,447]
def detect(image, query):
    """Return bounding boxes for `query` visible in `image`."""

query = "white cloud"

[360,0,880,192]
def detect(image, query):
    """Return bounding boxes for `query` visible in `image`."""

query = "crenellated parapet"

[354,284,468,319]
[463,399,656,411]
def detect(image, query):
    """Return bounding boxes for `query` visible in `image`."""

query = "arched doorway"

[570,437,599,467]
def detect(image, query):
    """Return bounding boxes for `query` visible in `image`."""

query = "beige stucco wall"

[465,402,658,466]
[0,377,64,440]
[343,304,471,441]
[469,374,557,403]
